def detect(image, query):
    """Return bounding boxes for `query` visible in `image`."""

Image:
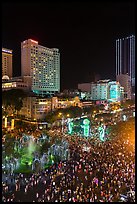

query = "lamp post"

[58,113,63,133]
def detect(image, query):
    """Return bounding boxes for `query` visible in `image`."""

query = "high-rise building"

[116,35,135,92]
[21,39,60,95]
[2,48,13,79]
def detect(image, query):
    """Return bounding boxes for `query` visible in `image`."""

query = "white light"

[30,39,38,44]
[2,49,12,54]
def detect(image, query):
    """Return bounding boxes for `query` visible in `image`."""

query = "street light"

[58,112,64,133]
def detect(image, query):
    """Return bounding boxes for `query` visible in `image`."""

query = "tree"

[121,99,135,109]
[2,89,27,114]
[4,134,15,157]
[64,106,82,118]
[83,106,92,115]
[99,104,105,110]
[45,106,83,124]
[40,141,51,155]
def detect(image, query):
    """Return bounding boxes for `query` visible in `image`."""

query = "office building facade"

[2,48,13,79]
[21,39,60,95]
[116,35,135,92]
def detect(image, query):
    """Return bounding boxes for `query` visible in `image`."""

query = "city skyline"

[2,1,135,90]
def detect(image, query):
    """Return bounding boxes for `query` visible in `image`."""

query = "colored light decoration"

[133,111,135,117]
[98,125,106,141]
[123,115,127,121]
[11,119,14,130]
[68,118,74,134]
[5,117,7,128]
[83,118,90,137]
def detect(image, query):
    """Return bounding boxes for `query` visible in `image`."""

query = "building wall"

[2,48,13,78]
[21,39,60,94]
[91,81,109,100]
[116,74,131,99]
[19,96,82,120]
[2,81,29,91]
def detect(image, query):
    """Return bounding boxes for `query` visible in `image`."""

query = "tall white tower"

[21,39,60,95]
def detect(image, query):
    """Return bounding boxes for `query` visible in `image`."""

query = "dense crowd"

[2,124,135,202]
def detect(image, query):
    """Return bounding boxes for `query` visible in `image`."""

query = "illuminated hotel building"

[21,39,60,95]
[91,79,124,102]
[2,48,13,78]
[116,35,135,92]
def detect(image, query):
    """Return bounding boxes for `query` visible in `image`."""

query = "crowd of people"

[2,120,135,202]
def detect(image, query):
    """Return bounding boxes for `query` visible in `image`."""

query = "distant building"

[2,76,31,92]
[108,81,124,102]
[2,48,13,79]
[116,74,131,99]
[91,80,109,101]
[21,39,60,95]
[116,35,135,93]
[18,96,82,120]
[78,83,91,92]
[90,79,124,102]
[61,89,80,97]
[61,88,91,100]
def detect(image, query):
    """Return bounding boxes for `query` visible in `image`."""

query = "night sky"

[2,1,135,90]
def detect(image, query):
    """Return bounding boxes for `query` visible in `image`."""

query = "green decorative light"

[68,121,74,134]
[83,118,90,125]
[83,118,90,136]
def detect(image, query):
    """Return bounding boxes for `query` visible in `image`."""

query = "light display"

[98,125,106,141]
[123,115,127,121]
[67,118,74,134]
[82,118,90,137]
[11,119,14,130]
[67,117,91,137]
[4,117,7,128]
[109,84,120,102]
